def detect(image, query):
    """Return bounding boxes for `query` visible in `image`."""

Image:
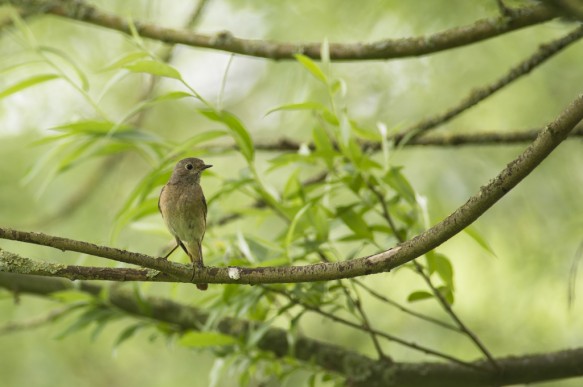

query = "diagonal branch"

[352,279,460,332]
[1,93,583,285]
[9,0,558,61]
[265,285,481,370]
[400,25,583,138]
[368,179,497,368]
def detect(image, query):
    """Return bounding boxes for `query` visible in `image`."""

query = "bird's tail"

[187,241,208,291]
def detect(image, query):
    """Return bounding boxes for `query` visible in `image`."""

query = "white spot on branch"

[228,267,241,280]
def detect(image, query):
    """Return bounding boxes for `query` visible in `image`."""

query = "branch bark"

[1,93,583,285]
[8,1,558,61]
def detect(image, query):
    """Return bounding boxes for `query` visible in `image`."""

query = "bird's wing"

[158,185,166,219]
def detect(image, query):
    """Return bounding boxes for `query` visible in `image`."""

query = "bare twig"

[13,1,558,61]
[204,127,583,156]
[413,261,498,369]
[0,306,70,335]
[400,25,583,138]
[265,286,482,370]
[352,279,460,332]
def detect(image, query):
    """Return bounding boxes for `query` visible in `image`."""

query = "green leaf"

[285,202,314,260]
[151,91,193,102]
[407,290,433,302]
[124,60,182,80]
[52,120,121,134]
[50,290,94,303]
[464,226,496,256]
[383,167,416,205]
[114,323,143,349]
[199,109,255,162]
[312,125,334,153]
[179,331,238,347]
[437,286,455,305]
[336,205,373,240]
[294,54,327,83]
[55,306,116,340]
[283,168,303,200]
[265,101,327,116]
[102,51,151,72]
[0,74,59,100]
[308,205,330,242]
[351,121,382,142]
[426,252,454,290]
[170,129,228,156]
[39,46,90,91]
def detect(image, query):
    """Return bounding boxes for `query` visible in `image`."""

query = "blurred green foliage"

[1,0,583,386]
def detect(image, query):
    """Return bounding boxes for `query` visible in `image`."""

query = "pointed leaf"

[265,101,327,116]
[124,60,182,80]
[199,109,254,162]
[407,290,433,303]
[294,54,327,83]
[179,331,238,347]
[0,74,59,100]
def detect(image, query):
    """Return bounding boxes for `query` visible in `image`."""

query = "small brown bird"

[159,158,212,290]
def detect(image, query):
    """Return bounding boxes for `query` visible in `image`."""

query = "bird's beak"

[203,164,213,170]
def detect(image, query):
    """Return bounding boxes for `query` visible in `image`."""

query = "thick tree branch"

[0,272,378,382]
[0,248,174,282]
[1,93,583,285]
[8,1,558,61]
[1,272,583,387]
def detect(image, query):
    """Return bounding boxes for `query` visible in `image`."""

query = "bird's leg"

[162,239,181,259]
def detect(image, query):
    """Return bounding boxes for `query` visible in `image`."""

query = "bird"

[158,157,212,290]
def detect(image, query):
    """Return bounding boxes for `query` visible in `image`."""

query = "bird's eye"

[185,163,193,170]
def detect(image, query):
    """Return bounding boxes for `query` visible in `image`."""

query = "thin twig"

[413,261,499,369]
[399,25,583,138]
[352,279,460,332]
[0,306,71,335]
[368,179,498,368]
[265,285,485,370]
[316,248,390,362]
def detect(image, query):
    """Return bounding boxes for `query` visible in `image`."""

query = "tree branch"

[400,25,583,138]
[0,248,175,282]
[207,127,583,157]
[2,272,583,387]
[1,93,583,285]
[368,179,496,368]
[352,279,460,332]
[265,285,479,370]
[8,1,558,61]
